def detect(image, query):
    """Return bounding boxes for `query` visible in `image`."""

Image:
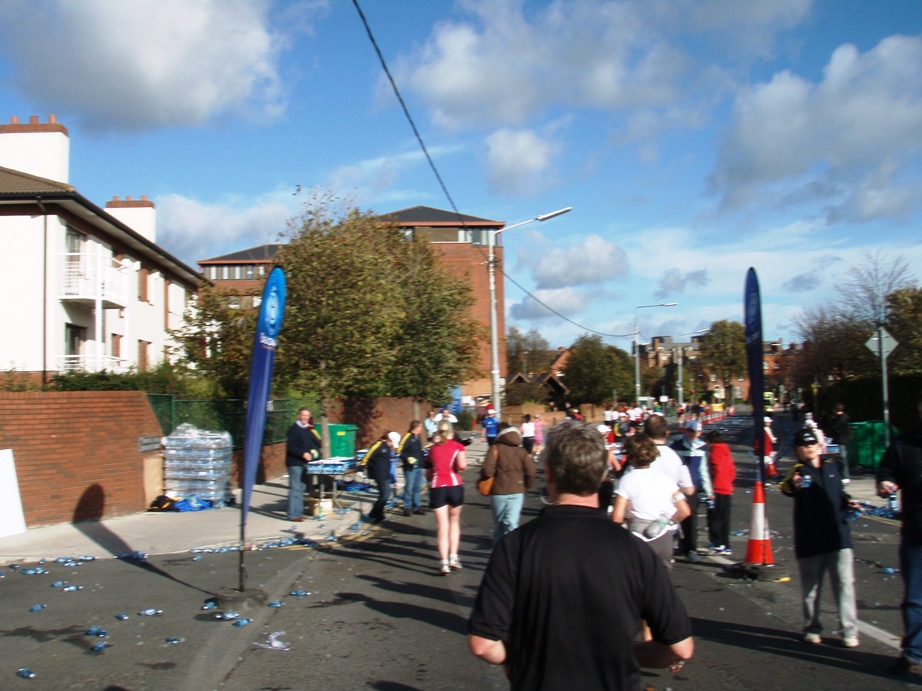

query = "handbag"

[477,475,494,496]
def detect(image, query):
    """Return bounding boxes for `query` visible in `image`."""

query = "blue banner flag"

[241,267,286,526]
[744,268,764,461]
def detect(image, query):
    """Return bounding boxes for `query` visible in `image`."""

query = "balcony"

[57,355,129,373]
[59,252,129,309]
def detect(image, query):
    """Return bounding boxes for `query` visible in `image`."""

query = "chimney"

[105,194,157,243]
[0,115,70,182]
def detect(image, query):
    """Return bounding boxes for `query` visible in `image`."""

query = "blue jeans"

[900,534,922,661]
[491,493,524,545]
[404,466,424,511]
[287,464,306,520]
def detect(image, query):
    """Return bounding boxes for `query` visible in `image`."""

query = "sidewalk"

[0,475,368,566]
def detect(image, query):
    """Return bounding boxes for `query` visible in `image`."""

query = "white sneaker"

[843,636,859,648]
[804,632,822,644]
[449,556,462,570]
[439,562,450,576]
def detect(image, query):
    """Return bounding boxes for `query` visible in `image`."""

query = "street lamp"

[634,303,677,405]
[676,329,708,407]
[489,206,572,418]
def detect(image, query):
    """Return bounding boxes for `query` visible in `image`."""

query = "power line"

[351,0,630,342]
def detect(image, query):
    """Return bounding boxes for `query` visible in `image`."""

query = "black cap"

[793,428,819,447]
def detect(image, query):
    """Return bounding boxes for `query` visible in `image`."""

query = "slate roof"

[0,165,75,195]
[199,244,283,263]
[375,205,503,227]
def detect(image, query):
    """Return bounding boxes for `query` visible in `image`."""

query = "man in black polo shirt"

[468,420,693,690]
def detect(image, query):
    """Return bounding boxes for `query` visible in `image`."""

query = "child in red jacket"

[706,430,736,555]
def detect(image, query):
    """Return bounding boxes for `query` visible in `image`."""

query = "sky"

[1,0,921,352]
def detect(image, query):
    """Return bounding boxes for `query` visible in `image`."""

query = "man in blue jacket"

[285,408,321,522]
[670,420,713,562]
[781,428,861,648]
[481,408,499,445]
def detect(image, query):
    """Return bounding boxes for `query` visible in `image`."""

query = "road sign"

[865,327,898,359]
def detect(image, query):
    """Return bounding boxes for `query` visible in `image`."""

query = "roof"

[374,206,504,227]
[0,166,75,195]
[0,166,201,289]
[199,244,283,264]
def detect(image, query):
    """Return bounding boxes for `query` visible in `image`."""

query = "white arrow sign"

[866,327,898,359]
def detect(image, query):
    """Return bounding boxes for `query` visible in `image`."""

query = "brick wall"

[0,391,162,527]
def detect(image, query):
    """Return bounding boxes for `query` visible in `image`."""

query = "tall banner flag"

[744,268,764,467]
[241,268,286,527]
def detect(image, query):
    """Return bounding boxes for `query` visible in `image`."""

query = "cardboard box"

[305,497,333,516]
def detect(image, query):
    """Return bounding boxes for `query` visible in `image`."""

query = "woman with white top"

[612,433,691,569]
[519,414,536,456]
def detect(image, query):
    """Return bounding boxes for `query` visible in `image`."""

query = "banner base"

[215,586,269,611]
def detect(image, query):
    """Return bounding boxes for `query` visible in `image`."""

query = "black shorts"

[430,485,464,509]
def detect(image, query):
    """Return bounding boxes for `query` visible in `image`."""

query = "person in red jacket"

[706,430,736,555]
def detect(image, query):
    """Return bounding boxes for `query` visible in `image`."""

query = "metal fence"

[147,394,319,448]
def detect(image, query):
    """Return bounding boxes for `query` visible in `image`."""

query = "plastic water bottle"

[643,514,671,539]
[801,474,812,489]
[889,493,900,512]
[17,668,35,679]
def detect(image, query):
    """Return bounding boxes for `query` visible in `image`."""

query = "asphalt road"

[1,421,917,690]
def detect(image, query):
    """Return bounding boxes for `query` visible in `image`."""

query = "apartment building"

[0,115,202,381]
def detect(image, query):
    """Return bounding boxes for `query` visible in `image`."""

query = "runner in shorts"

[426,422,468,575]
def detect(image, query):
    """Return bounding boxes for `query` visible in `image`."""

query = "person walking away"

[399,420,426,516]
[878,397,922,674]
[705,430,736,555]
[612,433,691,569]
[780,428,861,648]
[480,423,535,544]
[830,403,851,482]
[468,420,693,688]
[285,408,321,522]
[481,408,499,446]
[519,414,536,456]
[762,417,779,480]
[363,432,401,525]
[532,413,545,459]
[426,425,468,575]
[671,420,713,563]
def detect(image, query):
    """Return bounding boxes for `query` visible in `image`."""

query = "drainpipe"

[38,197,48,385]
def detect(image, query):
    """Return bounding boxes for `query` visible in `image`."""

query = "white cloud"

[0,0,295,130]
[485,128,559,196]
[509,287,588,321]
[532,234,629,289]
[655,268,709,298]
[156,191,296,267]
[781,271,821,293]
[711,35,922,220]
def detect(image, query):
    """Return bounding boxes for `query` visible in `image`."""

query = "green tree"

[562,335,633,405]
[506,327,552,376]
[887,287,922,376]
[699,320,746,405]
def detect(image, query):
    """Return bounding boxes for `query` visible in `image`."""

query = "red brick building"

[197,206,507,403]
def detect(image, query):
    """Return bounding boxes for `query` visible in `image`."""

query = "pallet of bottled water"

[163,423,233,503]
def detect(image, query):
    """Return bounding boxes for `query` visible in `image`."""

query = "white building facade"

[0,115,201,380]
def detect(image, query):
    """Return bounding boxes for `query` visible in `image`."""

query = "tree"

[506,327,552,376]
[792,304,875,385]
[698,320,746,405]
[886,287,922,376]
[562,335,633,406]
[840,250,913,328]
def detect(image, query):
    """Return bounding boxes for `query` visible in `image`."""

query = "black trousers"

[680,491,701,554]
[370,475,391,521]
[708,493,731,548]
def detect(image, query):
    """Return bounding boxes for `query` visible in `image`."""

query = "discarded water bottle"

[86,626,107,638]
[138,608,162,616]
[233,618,252,627]
[801,474,812,489]
[290,590,309,597]
[51,581,66,588]
[165,637,184,645]
[62,585,83,592]
[91,641,108,653]
[115,613,129,621]
[883,567,897,574]
[29,604,46,613]
[201,601,217,610]
[216,611,240,620]
[16,668,35,679]
[269,600,284,608]
[889,494,900,512]
[643,514,671,539]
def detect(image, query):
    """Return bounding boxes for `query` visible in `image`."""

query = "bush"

[456,409,475,432]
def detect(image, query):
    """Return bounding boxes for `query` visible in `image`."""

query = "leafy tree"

[504,380,549,406]
[506,327,552,376]
[562,334,633,405]
[792,304,875,385]
[886,287,922,376]
[698,320,746,405]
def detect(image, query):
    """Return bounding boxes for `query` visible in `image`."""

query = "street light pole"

[676,329,709,407]
[489,207,571,419]
[633,303,677,405]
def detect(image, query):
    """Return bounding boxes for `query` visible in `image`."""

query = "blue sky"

[1,0,921,351]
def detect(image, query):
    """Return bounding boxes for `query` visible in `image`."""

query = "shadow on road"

[315,590,469,635]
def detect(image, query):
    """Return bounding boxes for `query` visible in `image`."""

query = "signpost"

[865,326,898,447]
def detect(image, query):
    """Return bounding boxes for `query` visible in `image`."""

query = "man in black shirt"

[468,420,693,690]
[285,408,321,522]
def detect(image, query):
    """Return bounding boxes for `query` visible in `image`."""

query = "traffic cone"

[764,455,778,479]
[745,478,774,566]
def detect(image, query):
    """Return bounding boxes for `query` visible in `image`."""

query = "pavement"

[0,423,889,567]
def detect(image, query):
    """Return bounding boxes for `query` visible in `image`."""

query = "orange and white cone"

[764,455,778,478]
[745,478,774,566]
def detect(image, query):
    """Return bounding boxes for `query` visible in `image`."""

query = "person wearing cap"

[670,419,713,562]
[878,397,922,674]
[481,408,500,445]
[780,428,861,648]
[363,432,402,524]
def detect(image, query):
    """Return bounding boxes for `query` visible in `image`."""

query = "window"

[222,266,229,280]
[233,265,242,280]
[138,340,150,372]
[111,333,121,358]
[138,266,149,302]
[258,265,266,277]
[245,265,255,279]
[471,229,489,246]
[65,324,86,356]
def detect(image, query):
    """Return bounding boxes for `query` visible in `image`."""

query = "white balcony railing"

[60,251,129,308]
[57,355,129,373]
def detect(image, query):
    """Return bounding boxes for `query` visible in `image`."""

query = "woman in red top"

[706,430,736,554]
[425,423,468,575]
